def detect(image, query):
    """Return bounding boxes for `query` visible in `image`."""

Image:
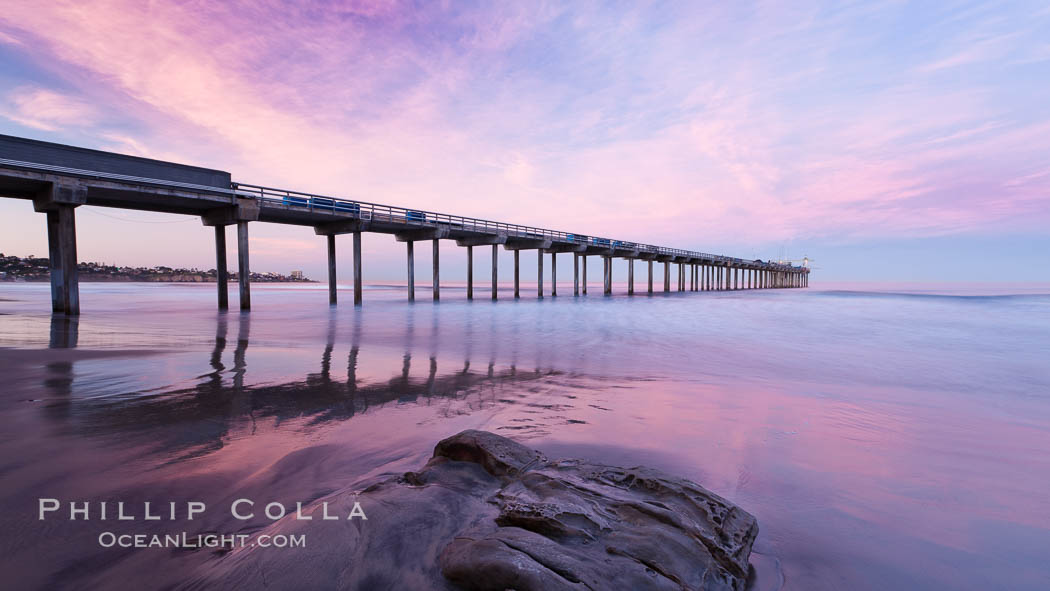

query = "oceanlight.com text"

[97,532,306,549]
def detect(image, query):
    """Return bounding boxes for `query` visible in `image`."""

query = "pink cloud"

[2,86,99,131]
[0,0,1047,271]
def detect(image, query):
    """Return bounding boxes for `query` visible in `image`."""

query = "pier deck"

[0,134,809,314]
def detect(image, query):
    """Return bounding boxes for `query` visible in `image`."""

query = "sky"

[0,0,1048,282]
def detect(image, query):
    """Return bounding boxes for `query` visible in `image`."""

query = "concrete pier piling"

[44,205,80,315]
[237,220,251,310]
[514,250,520,299]
[433,239,440,301]
[214,226,228,310]
[604,257,612,295]
[582,256,588,295]
[327,234,337,305]
[537,249,543,298]
[467,245,473,300]
[574,254,580,296]
[648,260,654,294]
[406,240,415,302]
[664,261,670,292]
[628,258,634,295]
[492,244,498,300]
[353,231,362,306]
[551,253,557,297]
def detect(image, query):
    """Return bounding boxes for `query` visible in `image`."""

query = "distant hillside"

[0,254,314,283]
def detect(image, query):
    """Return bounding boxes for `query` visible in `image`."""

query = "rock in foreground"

[193,430,758,590]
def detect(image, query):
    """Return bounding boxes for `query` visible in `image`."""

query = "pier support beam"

[327,234,337,305]
[628,258,634,295]
[551,253,557,297]
[406,241,415,302]
[214,226,228,310]
[237,221,251,310]
[574,254,580,296]
[537,249,544,298]
[44,205,80,315]
[433,239,440,301]
[467,245,473,300]
[204,198,259,312]
[514,250,520,298]
[492,244,498,300]
[604,257,612,295]
[353,232,362,306]
[314,220,366,306]
[582,256,588,294]
[664,261,670,292]
[648,260,653,294]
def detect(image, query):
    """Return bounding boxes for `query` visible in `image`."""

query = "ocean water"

[0,281,1048,590]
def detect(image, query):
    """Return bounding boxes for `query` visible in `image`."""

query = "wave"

[814,289,1050,302]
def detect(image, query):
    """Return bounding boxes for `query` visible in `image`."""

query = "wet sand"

[0,282,1048,590]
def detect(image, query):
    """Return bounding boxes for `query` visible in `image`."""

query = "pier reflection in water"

[36,307,574,462]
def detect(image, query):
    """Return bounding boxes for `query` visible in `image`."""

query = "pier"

[0,134,809,315]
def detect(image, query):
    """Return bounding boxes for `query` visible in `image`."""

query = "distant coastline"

[0,254,315,283]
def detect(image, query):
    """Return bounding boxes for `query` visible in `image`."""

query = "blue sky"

[0,1,1048,282]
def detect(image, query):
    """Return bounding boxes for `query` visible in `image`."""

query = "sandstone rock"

[433,430,758,591]
[191,430,758,591]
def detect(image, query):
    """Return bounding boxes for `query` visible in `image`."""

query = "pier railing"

[233,183,790,270]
